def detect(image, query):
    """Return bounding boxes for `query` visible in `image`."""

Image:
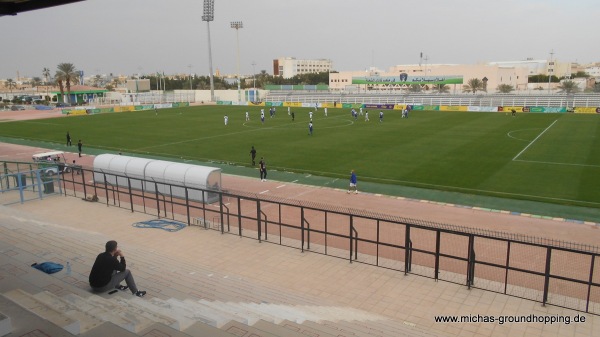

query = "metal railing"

[265,92,600,107]
[46,167,600,315]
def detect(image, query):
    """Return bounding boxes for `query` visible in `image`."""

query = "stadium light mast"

[231,21,243,103]
[252,61,256,89]
[548,49,554,95]
[202,0,215,102]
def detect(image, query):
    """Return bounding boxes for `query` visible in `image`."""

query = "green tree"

[112,77,121,89]
[42,67,51,84]
[92,75,103,88]
[55,63,79,103]
[462,78,483,93]
[433,84,450,93]
[557,80,580,94]
[5,78,16,93]
[496,84,514,94]
[31,77,43,89]
[573,71,590,78]
[408,84,422,93]
[528,74,559,83]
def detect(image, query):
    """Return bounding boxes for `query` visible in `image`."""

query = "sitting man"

[89,240,146,297]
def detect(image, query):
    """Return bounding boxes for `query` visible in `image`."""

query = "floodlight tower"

[548,49,554,95]
[230,21,243,103]
[202,0,215,102]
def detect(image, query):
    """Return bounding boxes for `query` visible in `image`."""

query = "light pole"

[202,0,215,102]
[548,49,554,95]
[252,61,256,89]
[188,64,193,103]
[231,21,243,103]
[188,64,193,90]
[252,61,256,101]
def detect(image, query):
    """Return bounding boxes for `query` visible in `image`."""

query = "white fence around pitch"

[90,91,195,105]
[266,92,600,108]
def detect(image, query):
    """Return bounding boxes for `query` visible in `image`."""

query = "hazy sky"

[2,0,599,80]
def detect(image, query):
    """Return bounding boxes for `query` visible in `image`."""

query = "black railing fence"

[44,167,600,315]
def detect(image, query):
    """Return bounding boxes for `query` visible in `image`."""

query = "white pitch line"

[276,185,286,189]
[259,190,269,194]
[513,159,600,169]
[291,180,298,183]
[513,119,557,161]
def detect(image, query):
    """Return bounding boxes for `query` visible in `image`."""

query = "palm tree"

[92,75,103,88]
[55,63,79,103]
[5,78,16,93]
[496,84,514,94]
[112,77,121,88]
[433,84,450,94]
[407,84,422,93]
[42,67,51,84]
[31,77,43,90]
[557,80,580,94]
[462,78,484,94]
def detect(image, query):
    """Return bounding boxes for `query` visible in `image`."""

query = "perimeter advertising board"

[352,75,463,85]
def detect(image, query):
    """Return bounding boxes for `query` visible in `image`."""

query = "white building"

[488,59,571,78]
[584,66,600,77]
[273,57,332,78]
[330,63,530,93]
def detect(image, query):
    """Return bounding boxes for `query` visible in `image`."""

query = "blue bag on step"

[31,262,64,274]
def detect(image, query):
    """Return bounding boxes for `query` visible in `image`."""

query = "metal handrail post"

[405,225,411,275]
[435,230,440,281]
[257,200,262,243]
[542,247,552,306]
[128,178,134,212]
[219,193,224,234]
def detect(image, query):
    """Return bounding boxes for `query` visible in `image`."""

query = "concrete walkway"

[1,195,598,337]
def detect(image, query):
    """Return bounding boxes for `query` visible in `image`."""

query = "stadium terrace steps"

[80,321,139,337]
[0,293,78,337]
[0,202,447,337]
[3,289,81,335]
[182,321,237,337]
[61,292,138,332]
[32,291,104,334]
[252,319,307,337]
[0,312,12,337]
[278,319,337,337]
[220,320,281,337]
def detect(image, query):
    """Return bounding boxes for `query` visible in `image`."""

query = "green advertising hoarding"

[352,75,463,85]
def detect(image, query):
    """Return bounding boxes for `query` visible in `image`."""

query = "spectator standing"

[259,157,267,182]
[347,170,358,194]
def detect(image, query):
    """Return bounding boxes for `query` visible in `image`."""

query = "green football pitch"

[1,106,599,209]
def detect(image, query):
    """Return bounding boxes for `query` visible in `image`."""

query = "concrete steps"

[303,320,370,337]
[61,293,138,333]
[0,312,12,337]
[278,319,336,337]
[33,291,104,334]
[182,321,236,337]
[0,202,447,337]
[3,289,80,335]
[80,321,138,337]
[220,320,280,337]
[252,319,307,337]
